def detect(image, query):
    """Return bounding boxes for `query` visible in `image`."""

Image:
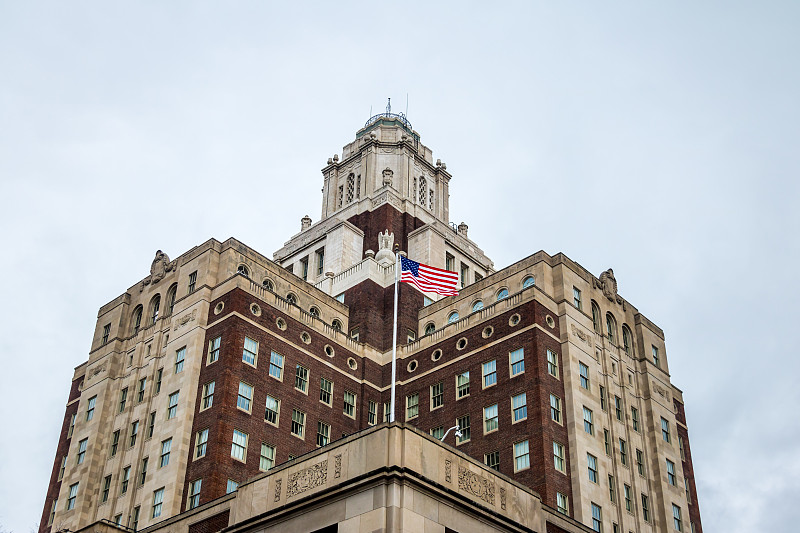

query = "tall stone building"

[39,113,702,533]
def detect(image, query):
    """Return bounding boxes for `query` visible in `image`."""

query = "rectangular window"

[482,360,497,388]
[406,393,419,419]
[320,377,333,405]
[119,387,128,413]
[167,391,179,419]
[641,494,650,522]
[110,430,120,456]
[430,426,444,440]
[445,253,455,272]
[368,400,377,425]
[456,371,470,398]
[509,348,525,376]
[152,488,164,518]
[160,438,171,467]
[652,345,660,367]
[175,347,186,373]
[265,395,280,425]
[129,420,139,447]
[101,475,111,502]
[231,429,248,461]
[460,262,468,288]
[317,421,330,447]
[139,457,148,485]
[579,362,590,389]
[316,249,325,276]
[243,337,258,366]
[554,441,566,472]
[588,453,598,483]
[550,394,562,423]
[600,386,607,411]
[662,417,671,443]
[547,350,559,378]
[615,396,622,420]
[512,393,527,422]
[291,409,305,438]
[188,479,201,510]
[58,456,66,481]
[584,406,594,435]
[68,413,76,437]
[138,378,147,403]
[673,504,683,531]
[679,436,686,461]
[130,506,140,530]
[67,483,78,510]
[631,407,640,431]
[155,368,163,394]
[624,484,632,512]
[226,480,239,494]
[431,382,444,409]
[667,459,677,485]
[514,440,530,471]
[343,390,356,417]
[76,438,87,464]
[121,466,130,494]
[685,478,692,503]
[608,474,616,502]
[557,492,569,515]
[485,451,500,471]
[147,411,156,439]
[604,429,611,455]
[269,351,284,379]
[195,429,208,459]
[237,382,253,412]
[383,401,390,423]
[457,414,471,443]
[300,256,309,280]
[101,324,111,345]
[591,503,602,532]
[484,404,499,433]
[260,443,276,471]
[619,439,628,466]
[208,336,221,364]
[573,287,582,309]
[295,365,309,393]
[202,381,215,410]
[188,271,197,294]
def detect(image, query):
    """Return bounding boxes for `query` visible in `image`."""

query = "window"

[557,492,569,515]
[121,466,130,494]
[368,400,377,425]
[679,436,686,461]
[622,325,632,356]
[579,362,590,389]
[152,488,164,518]
[155,368,163,394]
[110,430,120,456]
[295,365,309,393]
[187,271,197,294]
[195,429,208,459]
[76,438,87,464]
[84,395,97,422]
[202,381,215,409]
[406,393,419,419]
[431,382,444,409]
[591,301,601,333]
[188,479,201,510]
[547,350,559,377]
[460,263,470,288]
[512,393,527,422]
[514,440,530,471]
[147,411,156,438]
[316,249,325,276]
[300,256,309,280]
[641,494,650,522]
[226,480,239,494]
[286,293,297,305]
[685,478,692,503]
[600,385,607,411]
[160,438,171,467]
[619,439,628,465]
[343,390,356,417]
[119,387,128,412]
[265,395,280,425]
[457,414,471,443]
[102,324,111,345]
[588,453,598,483]
[445,253,455,272]
[231,429,248,461]
[243,337,258,366]
[208,336,221,364]
[383,401,390,423]
[430,426,444,440]
[67,483,78,511]
[606,313,617,345]
[509,348,525,376]
[591,502,602,532]
[130,506,141,530]
[58,456,66,481]
[583,406,594,435]
[667,459,677,485]
[237,382,253,412]
[447,311,459,324]
[129,420,139,447]
[424,323,435,335]
[497,288,509,300]
[320,377,333,405]
[615,396,622,420]
[102,475,111,502]
[485,451,500,471]
[522,275,535,289]
[269,351,284,379]
[332,318,343,330]
[484,404,499,433]
[554,441,566,472]
[652,345,660,367]
[317,421,330,447]
[166,283,177,316]
[482,360,497,388]
[550,394,562,423]
[636,449,645,475]
[167,391,179,419]
[149,295,161,325]
[608,474,616,502]
[604,429,611,455]
[291,409,305,438]
[139,457,148,485]
[624,484,632,512]
[456,372,470,398]
[138,377,147,402]
[631,407,639,431]
[131,306,143,335]
[472,300,484,312]
[260,443,276,471]
[68,413,76,437]
[673,504,683,531]
[573,287,582,310]
[662,417,671,442]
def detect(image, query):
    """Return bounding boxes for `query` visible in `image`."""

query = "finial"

[386,98,391,114]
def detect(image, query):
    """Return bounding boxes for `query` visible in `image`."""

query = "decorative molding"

[88,362,107,380]
[457,466,495,505]
[287,460,328,498]
[445,460,452,483]
[173,309,197,331]
[570,324,592,346]
[334,454,342,478]
[274,479,281,502]
[500,487,507,510]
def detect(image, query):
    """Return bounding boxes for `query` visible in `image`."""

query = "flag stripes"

[399,256,459,296]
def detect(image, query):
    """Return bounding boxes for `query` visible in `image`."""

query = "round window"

[456,337,468,350]
[431,349,443,362]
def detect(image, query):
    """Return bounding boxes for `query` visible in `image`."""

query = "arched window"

[591,301,601,333]
[309,307,320,318]
[606,313,617,345]
[149,295,161,326]
[472,300,484,312]
[497,288,509,301]
[419,177,427,207]
[262,279,274,291]
[165,284,177,317]
[346,174,355,203]
[237,265,250,277]
[331,319,343,331]
[424,323,436,335]
[622,325,633,356]
[286,293,297,305]
[131,305,143,335]
[522,276,535,289]
[448,311,459,324]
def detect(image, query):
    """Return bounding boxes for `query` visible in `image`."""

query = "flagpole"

[390,252,400,423]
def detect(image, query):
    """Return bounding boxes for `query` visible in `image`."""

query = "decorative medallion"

[445,460,452,483]
[274,479,282,502]
[457,466,495,505]
[174,309,198,331]
[334,454,342,479]
[140,250,177,291]
[287,460,328,498]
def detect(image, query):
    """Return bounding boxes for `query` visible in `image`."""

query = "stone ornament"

[500,487,507,510]
[595,268,625,307]
[382,167,394,187]
[274,479,282,502]
[334,454,342,478]
[287,459,328,498]
[571,324,592,346]
[140,250,177,291]
[445,460,452,483]
[375,230,395,265]
[457,466,495,505]
[173,309,197,331]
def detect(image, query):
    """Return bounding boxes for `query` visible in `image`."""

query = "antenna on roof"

[386,97,391,114]
[369,105,372,120]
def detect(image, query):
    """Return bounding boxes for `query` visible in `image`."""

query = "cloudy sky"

[1,2,798,531]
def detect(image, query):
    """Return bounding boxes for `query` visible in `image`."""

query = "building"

[39,112,702,533]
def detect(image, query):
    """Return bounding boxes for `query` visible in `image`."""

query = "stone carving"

[140,250,177,291]
[173,309,197,331]
[654,384,669,400]
[445,460,452,483]
[287,459,328,498]
[500,487,507,510]
[334,454,342,478]
[595,268,624,305]
[382,167,394,187]
[571,324,591,345]
[457,466,495,505]
[274,479,282,502]
[89,362,107,380]
[375,230,395,265]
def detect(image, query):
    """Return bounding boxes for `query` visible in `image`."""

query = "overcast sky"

[1,2,798,532]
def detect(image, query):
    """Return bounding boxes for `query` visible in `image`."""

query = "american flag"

[399,256,459,296]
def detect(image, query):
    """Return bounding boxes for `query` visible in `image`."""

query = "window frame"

[208,336,221,364]
[295,365,309,394]
[319,377,333,406]
[231,429,248,462]
[482,359,497,389]
[159,438,172,468]
[430,382,444,410]
[237,382,254,413]
[513,440,530,472]
[483,403,499,434]
[317,421,330,447]
[512,392,527,423]
[509,347,525,377]
[269,350,284,380]
[201,381,215,410]
[550,394,562,423]
[242,337,258,367]
[259,443,276,471]
[343,390,356,418]
[167,391,179,419]
[579,362,590,389]
[265,395,280,426]
[553,441,566,472]
[195,428,209,459]
[406,392,419,420]
[456,371,470,399]
[290,409,306,439]
[547,350,559,378]
[456,414,471,444]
